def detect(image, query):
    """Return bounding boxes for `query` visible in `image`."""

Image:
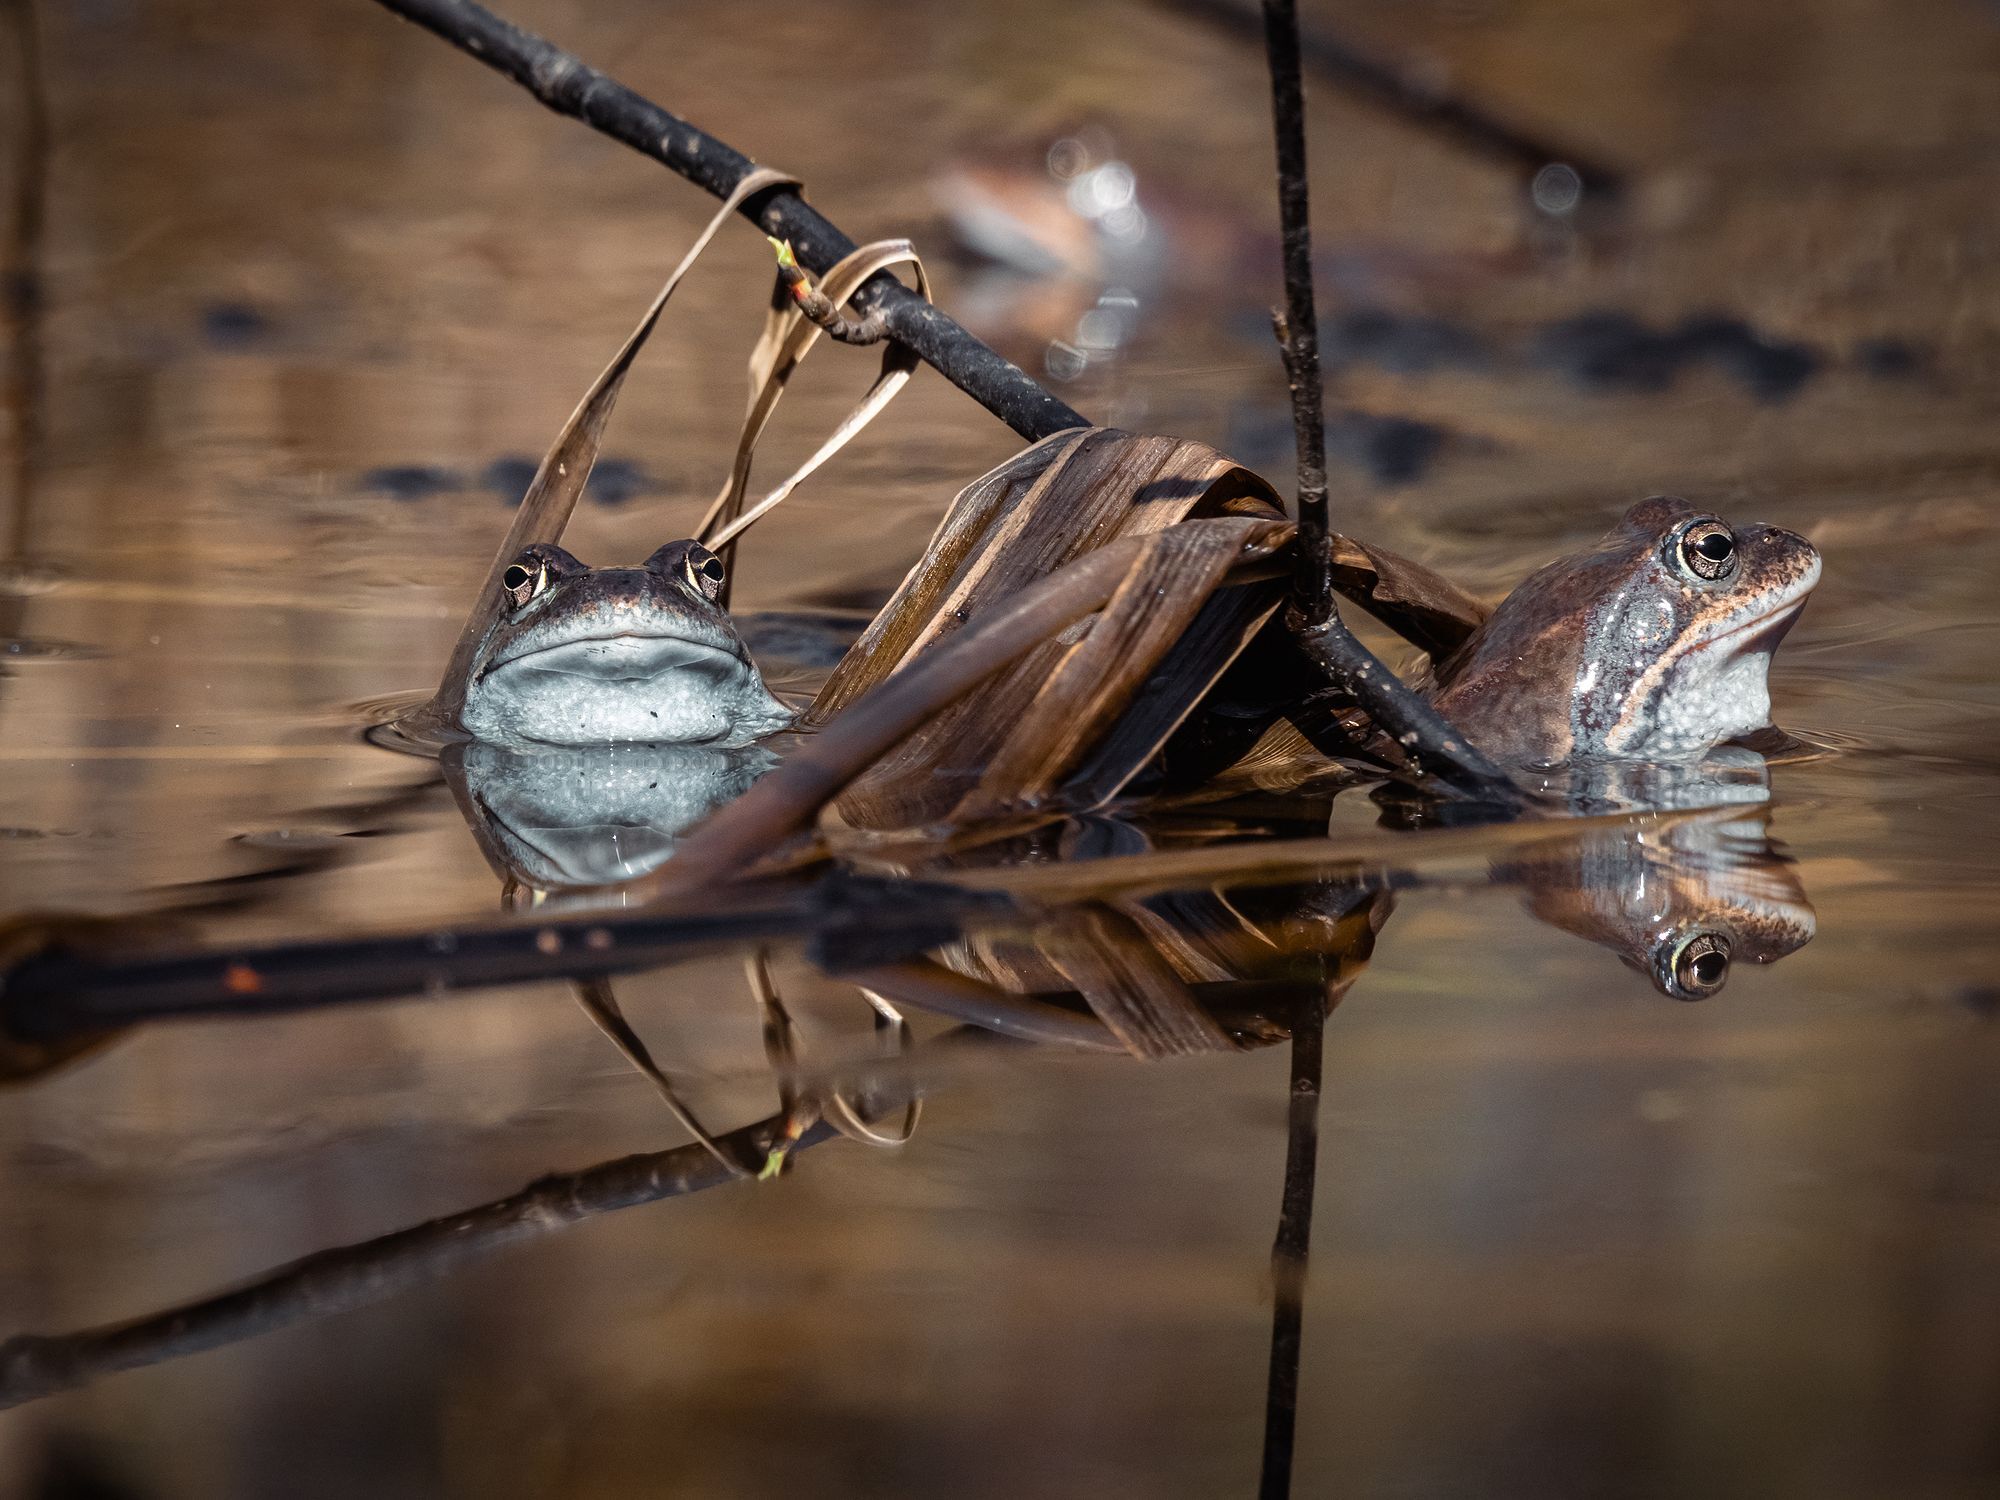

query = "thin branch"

[1261,0,1334,626]
[1258,988,1324,1499]
[0,1107,843,1409]
[1258,0,1521,807]
[368,0,1084,442]
[0,877,1009,1042]
[1169,0,1623,203]
[1289,615,1520,802]
[771,237,889,346]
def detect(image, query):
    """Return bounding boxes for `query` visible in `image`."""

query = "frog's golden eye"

[1678,520,1737,582]
[501,559,548,610]
[684,546,727,601]
[1669,931,1732,998]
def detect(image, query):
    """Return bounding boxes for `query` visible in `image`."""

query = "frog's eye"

[1678,520,1738,582]
[501,558,549,610]
[1668,931,1732,999]
[684,546,727,602]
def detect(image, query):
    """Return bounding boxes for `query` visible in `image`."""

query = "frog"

[1431,495,1821,768]
[457,539,793,749]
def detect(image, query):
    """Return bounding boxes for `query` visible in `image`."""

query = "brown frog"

[1433,496,1820,768]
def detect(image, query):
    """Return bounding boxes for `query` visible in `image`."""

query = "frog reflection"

[459,540,790,749]
[1493,789,1814,1000]
[444,739,776,899]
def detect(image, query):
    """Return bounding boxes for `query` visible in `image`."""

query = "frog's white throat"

[462,630,792,749]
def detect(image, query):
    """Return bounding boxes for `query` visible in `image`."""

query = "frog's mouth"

[1714,599,1809,658]
[482,632,747,686]
[1698,552,1822,659]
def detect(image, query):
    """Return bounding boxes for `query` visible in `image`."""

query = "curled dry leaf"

[1326,533,1490,660]
[813,427,1298,830]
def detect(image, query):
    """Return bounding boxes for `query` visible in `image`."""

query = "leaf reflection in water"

[0,761,1819,1419]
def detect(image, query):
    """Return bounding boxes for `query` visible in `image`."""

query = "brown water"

[3,0,1999,1494]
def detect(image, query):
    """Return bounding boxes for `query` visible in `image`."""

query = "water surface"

[2,0,1998,1495]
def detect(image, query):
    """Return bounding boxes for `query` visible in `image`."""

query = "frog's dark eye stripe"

[1678,521,1737,581]
[1668,931,1732,998]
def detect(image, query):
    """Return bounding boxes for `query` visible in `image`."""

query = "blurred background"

[1,0,1998,1495]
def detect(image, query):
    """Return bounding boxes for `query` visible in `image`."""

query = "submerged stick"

[0,1108,844,1409]
[368,0,1084,442]
[1258,989,1324,1499]
[0,879,1006,1041]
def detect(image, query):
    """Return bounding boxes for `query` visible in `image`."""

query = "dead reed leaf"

[1327,533,1490,659]
[813,427,1296,830]
[698,238,933,602]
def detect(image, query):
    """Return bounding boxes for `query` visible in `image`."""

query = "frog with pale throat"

[1432,496,1820,769]
[458,539,791,749]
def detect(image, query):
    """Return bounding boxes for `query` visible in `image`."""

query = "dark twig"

[1259,0,1521,806]
[772,238,889,346]
[1290,616,1519,802]
[368,0,1083,441]
[1170,0,1623,203]
[1261,0,1335,627]
[1258,989,1324,1499]
[0,878,1008,1042]
[0,1107,844,1408]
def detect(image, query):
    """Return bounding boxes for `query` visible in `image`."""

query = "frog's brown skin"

[1432,496,1821,768]
[459,539,792,749]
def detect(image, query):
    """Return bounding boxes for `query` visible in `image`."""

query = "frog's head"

[1434,496,1820,767]
[458,540,792,749]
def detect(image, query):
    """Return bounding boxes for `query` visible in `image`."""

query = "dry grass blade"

[809,431,1087,723]
[572,978,751,1177]
[744,955,922,1158]
[823,989,923,1147]
[418,165,799,730]
[838,958,1122,1052]
[698,238,933,603]
[948,522,1282,823]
